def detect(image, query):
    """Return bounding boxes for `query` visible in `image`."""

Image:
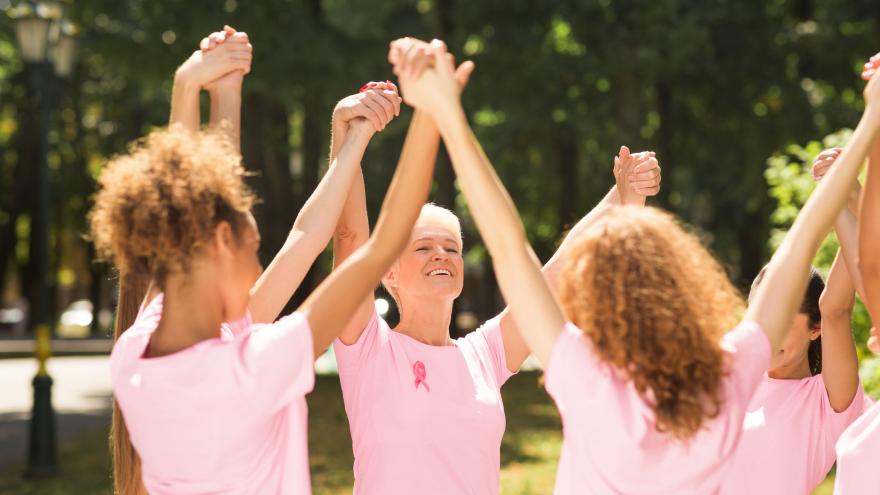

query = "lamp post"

[8,0,78,478]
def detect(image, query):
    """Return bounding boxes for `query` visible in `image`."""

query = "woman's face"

[387,218,464,303]
[769,313,819,373]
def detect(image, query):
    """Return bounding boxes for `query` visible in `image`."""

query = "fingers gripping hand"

[627,153,661,196]
[393,39,460,112]
[811,147,844,181]
[335,82,402,132]
[183,26,252,90]
[613,146,661,198]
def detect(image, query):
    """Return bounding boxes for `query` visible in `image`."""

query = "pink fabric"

[544,320,771,495]
[833,399,880,494]
[110,294,315,495]
[333,311,514,495]
[720,374,865,494]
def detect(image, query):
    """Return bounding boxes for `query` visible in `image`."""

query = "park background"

[1,0,880,493]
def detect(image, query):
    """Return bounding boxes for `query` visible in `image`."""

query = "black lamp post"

[8,0,78,478]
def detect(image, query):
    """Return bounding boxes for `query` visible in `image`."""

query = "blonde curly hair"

[559,206,744,440]
[88,127,255,285]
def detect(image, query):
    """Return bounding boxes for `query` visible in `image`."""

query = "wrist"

[173,69,198,94]
[433,98,466,133]
[345,123,374,143]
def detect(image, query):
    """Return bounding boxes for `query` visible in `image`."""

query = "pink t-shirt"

[545,320,771,495]
[110,294,315,495]
[834,399,880,494]
[333,311,514,495]
[721,374,865,494]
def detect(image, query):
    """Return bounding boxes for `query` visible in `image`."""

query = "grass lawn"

[0,371,836,494]
[0,372,562,494]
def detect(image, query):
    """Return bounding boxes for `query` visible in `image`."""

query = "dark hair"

[750,266,825,375]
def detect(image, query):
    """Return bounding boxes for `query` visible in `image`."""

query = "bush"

[765,129,879,399]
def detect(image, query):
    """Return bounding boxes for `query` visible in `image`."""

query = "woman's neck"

[394,295,455,346]
[147,272,224,358]
[767,358,813,380]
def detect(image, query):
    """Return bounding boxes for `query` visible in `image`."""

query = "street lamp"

[8,0,78,478]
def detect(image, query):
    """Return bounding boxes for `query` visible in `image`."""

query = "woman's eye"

[416,247,429,252]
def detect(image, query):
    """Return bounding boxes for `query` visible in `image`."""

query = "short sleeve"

[544,323,602,410]
[721,320,772,407]
[333,309,388,375]
[237,311,315,412]
[221,310,253,338]
[820,377,866,446]
[460,316,516,386]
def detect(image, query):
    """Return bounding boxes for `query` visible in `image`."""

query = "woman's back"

[111,295,315,495]
[545,321,770,494]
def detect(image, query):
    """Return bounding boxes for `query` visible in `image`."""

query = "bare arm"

[498,149,661,370]
[389,42,565,366]
[299,113,437,357]
[169,70,201,131]
[859,135,880,322]
[208,81,242,149]
[204,29,249,149]
[248,125,375,323]
[812,148,866,298]
[818,247,860,411]
[746,87,880,352]
[331,83,409,344]
[169,32,251,131]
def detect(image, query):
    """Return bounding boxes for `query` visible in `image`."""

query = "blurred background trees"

[1,0,879,382]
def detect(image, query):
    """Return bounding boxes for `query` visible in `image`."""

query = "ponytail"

[110,270,150,495]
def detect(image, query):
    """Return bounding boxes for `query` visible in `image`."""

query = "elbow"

[819,305,853,324]
[334,225,365,246]
[818,293,854,321]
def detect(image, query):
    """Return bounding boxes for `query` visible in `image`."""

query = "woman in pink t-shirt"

[721,148,869,495]
[327,40,660,494]
[90,31,438,494]
[833,54,880,495]
[400,41,880,494]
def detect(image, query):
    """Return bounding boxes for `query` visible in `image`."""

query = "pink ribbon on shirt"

[413,361,430,392]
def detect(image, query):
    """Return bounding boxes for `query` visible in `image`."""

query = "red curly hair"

[559,206,745,440]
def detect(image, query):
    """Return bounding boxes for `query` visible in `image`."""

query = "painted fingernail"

[359,84,369,92]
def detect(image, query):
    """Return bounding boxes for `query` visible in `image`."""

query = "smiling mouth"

[426,269,452,277]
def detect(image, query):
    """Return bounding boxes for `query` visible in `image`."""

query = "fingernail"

[359,84,369,92]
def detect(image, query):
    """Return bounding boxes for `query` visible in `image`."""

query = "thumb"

[454,61,476,88]
[618,145,630,161]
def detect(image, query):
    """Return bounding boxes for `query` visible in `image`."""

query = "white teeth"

[428,269,451,277]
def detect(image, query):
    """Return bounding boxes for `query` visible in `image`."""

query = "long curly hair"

[558,206,745,440]
[88,127,255,287]
[88,127,254,494]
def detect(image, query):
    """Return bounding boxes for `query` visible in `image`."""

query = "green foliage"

[765,130,879,398]
[2,1,880,327]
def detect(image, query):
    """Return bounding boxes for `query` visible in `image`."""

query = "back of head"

[89,127,255,286]
[89,127,254,494]
[559,206,745,440]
